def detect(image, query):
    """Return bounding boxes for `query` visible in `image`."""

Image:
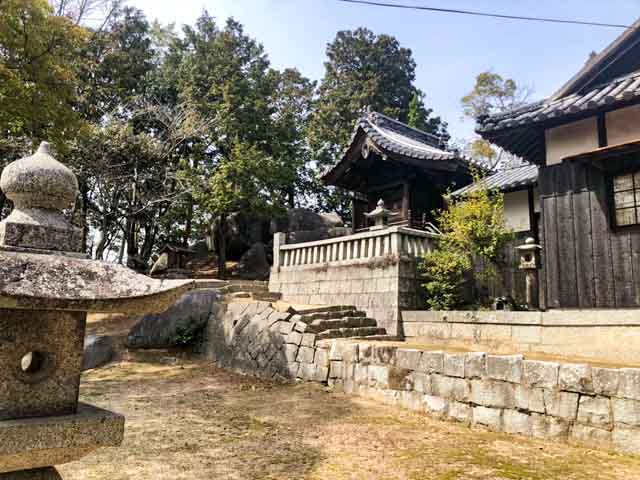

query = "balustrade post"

[273,232,286,272]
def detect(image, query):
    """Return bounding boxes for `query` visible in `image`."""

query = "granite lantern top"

[364,199,398,229]
[0,142,193,314]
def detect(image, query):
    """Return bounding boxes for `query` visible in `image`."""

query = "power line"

[337,0,632,29]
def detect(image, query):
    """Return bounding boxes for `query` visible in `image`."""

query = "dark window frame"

[610,169,640,229]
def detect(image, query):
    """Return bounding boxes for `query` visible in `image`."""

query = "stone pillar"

[273,232,286,272]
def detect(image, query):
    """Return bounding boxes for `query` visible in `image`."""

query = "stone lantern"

[364,199,397,230]
[516,237,542,310]
[0,143,193,479]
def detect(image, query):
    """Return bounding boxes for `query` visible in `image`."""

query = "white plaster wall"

[545,117,598,165]
[503,189,531,232]
[606,104,640,146]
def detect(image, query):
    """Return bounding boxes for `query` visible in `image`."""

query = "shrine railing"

[272,225,438,271]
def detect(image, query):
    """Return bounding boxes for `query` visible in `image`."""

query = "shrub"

[421,170,513,310]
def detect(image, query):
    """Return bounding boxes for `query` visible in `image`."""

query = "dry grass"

[59,358,640,480]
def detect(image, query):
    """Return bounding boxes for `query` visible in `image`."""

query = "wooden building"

[478,18,640,309]
[323,111,478,232]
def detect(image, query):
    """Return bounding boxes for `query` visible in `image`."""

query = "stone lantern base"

[0,404,124,476]
[1,467,62,479]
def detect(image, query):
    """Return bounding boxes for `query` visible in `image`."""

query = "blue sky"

[129,0,639,141]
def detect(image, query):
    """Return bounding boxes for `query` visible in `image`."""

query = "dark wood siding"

[540,161,640,308]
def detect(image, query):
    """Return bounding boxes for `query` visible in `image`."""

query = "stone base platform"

[0,403,124,474]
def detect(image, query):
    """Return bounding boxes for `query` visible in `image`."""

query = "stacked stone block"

[206,302,383,383]
[317,341,640,454]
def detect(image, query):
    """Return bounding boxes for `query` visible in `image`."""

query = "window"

[613,171,640,226]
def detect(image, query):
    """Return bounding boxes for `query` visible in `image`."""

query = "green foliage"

[421,171,513,310]
[173,321,202,347]
[461,71,531,170]
[308,27,449,220]
[421,248,471,311]
[0,0,88,145]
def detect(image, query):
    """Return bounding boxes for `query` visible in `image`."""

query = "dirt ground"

[59,358,640,480]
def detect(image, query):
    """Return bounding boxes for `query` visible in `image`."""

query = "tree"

[461,72,531,170]
[408,90,449,144]
[308,28,449,219]
[421,171,513,310]
[0,0,87,147]
[170,14,296,275]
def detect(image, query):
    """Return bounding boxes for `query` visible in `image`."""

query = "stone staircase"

[295,306,387,340]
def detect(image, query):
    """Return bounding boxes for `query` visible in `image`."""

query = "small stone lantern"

[364,199,397,230]
[0,143,193,479]
[516,237,542,310]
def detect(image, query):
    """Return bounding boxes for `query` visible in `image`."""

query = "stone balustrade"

[273,226,435,271]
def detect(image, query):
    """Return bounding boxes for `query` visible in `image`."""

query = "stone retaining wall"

[269,257,421,336]
[319,342,640,454]
[402,310,640,364]
[205,301,332,383]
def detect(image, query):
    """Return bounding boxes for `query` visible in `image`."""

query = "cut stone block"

[543,390,579,421]
[618,369,640,401]
[300,333,316,347]
[612,398,640,427]
[473,406,502,430]
[576,396,611,428]
[368,365,390,389]
[410,372,431,394]
[444,353,465,378]
[394,349,422,371]
[612,427,640,454]
[329,361,343,379]
[464,352,487,379]
[571,424,612,445]
[487,355,523,384]
[470,380,515,409]
[592,367,620,397]
[432,375,470,403]
[503,410,531,435]
[296,346,315,364]
[514,385,545,414]
[523,360,559,389]
[448,401,472,423]
[424,395,449,418]
[418,351,444,374]
[559,364,593,394]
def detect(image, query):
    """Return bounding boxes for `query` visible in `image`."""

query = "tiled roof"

[360,111,455,161]
[449,164,538,198]
[478,70,640,133]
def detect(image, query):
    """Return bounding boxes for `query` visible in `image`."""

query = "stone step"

[294,305,359,315]
[218,284,270,295]
[306,317,378,333]
[252,292,282,302]
[299,309,366,323]
[315,326,387,340]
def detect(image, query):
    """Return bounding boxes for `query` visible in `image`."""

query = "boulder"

[271,208,344,234]
[83,335,114,370]
[127,289,222,349]
[234,242,270,280]
[271,208,348,244]
[212,211,271,260]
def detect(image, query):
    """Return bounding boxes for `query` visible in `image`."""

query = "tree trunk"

[217,213,227,279]
[117,234,126,265]
[0,191,6,221]
[184,195,193,247]
[80,182,89,254]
